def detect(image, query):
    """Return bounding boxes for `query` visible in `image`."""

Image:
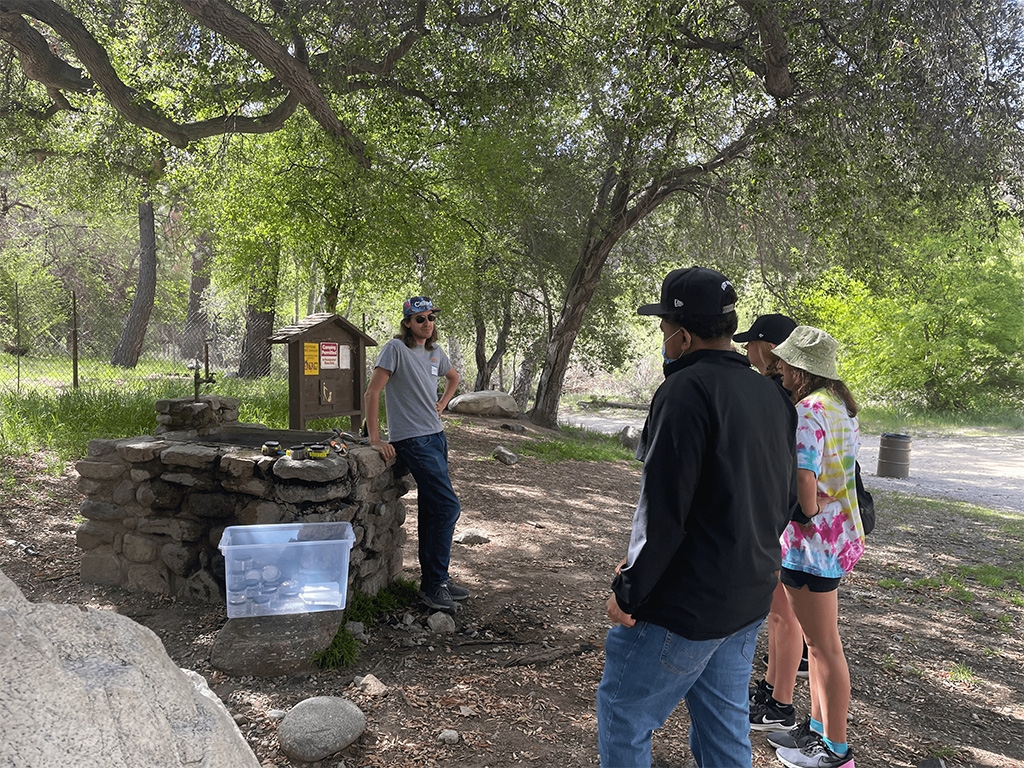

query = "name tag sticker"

[431,364,439,376]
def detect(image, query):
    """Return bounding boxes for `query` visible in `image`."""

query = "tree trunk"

[181,230,211,362]
[237,245,280,379]
[110,200,157,368]
[511,338,543,410]
[472,302,513,392]
[528,238,620,426]
[446,333,466,393]
[526,126,754,427]
[322,284,340,314]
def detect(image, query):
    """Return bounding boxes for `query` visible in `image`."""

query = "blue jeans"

[392,431,461,591]
[597,618,762,768]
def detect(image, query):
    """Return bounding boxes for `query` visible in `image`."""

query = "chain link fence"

[0,282,287,396]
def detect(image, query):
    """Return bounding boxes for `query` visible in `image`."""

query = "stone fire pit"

[74,396,410,604]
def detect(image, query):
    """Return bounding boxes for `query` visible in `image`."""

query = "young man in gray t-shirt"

[363,296,467,615]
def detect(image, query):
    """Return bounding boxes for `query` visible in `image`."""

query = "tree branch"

[171,0,368,163]
[736,1,795,98]
[0,0,304,146]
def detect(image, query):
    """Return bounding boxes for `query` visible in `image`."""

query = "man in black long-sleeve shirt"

[597,267,797,768]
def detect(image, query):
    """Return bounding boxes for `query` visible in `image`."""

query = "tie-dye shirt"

[780,389,865,578]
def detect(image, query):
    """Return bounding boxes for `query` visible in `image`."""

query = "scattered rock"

[492,445,518,465]
[266,709,287,721]
[427,612,457,633]
[354,673,389,696]
[916,760,947,768]
[345,621,369,641]
[618,425,642,451]
[402,612,416,625]
[277,696,366,763]
[437,729,460,745]
[447,391,519,416]
[453,529,491,545]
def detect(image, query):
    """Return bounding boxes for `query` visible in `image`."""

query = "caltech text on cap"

[403,296,440,317]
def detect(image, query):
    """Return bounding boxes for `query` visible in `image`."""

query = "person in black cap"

[364,296,467,616]
[734,313,812,733]
[596,267,798,768]
[734,313,798,381]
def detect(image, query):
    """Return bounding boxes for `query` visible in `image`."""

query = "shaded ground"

[2,416,1023,767]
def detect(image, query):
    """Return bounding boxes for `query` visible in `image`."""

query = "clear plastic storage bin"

[218,521,355,618]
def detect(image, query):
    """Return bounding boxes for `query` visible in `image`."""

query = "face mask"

[661,328,683,365]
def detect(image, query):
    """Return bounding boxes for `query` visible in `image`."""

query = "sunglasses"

[413,314,437,324]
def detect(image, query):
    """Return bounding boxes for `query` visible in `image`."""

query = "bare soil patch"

[2,417,1023,767]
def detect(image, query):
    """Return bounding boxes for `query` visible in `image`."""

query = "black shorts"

[780,567,841,593]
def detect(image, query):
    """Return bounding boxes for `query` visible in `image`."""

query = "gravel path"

[562,410,1024,515]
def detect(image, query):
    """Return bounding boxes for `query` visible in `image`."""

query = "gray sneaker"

[768,719,818,750]
[444,582,470,601]
[419,584,459,615]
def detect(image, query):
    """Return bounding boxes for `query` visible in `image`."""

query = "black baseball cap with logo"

[733,314,797,344]
[637,267,737,316]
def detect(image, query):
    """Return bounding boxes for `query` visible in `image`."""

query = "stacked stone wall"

[75,397,411,602]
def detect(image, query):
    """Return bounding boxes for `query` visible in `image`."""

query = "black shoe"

[768,719,818,749]
[749,696,796,731]
[749,677,773,705]
[444,581,470,601]
[418,584,459,615]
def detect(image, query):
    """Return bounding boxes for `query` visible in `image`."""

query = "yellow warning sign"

[304,343,319,375]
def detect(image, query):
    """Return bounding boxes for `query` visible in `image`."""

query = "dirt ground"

[2,416,1023,768]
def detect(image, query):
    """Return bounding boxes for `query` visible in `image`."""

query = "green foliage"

[311,578,419,670]
[794,221,1024,412]
[948,662,976,684]
[309,628,360,670]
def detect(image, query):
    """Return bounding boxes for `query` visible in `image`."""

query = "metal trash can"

[876,433,912,478]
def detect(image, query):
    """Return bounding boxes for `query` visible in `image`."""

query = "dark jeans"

[392,431,461,591]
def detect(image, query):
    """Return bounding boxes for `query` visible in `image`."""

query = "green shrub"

[310,578,419,670]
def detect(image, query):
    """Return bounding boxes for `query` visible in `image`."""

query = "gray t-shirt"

[375,338,451,442]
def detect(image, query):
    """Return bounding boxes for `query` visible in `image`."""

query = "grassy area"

[0,377,295,462]
[2,370,1020,465]
[517,424,635,463]
[858,403,1024,435]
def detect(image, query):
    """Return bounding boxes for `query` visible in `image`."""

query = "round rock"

[277,696,366,763]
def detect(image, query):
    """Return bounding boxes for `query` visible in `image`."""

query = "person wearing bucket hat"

[766,325,864,768]
[364,296,467,616]
[597,267,798,768]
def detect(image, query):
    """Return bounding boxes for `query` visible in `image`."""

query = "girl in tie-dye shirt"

[772,325,862,768]
[780,391,865,577]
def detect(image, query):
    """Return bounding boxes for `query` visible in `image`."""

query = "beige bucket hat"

[772,325,839,380]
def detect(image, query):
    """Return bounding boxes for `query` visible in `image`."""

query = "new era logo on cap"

[638,267,737,316]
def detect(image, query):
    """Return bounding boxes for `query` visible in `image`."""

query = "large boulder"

[0,569,259,768]
[447,391,520,417]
